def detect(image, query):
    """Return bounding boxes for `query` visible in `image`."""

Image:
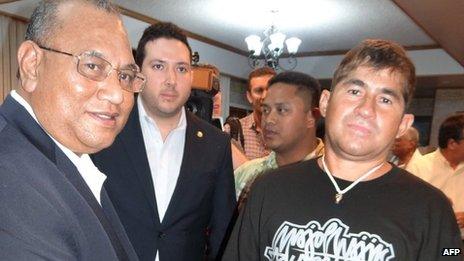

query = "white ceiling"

[1,0,436,55]
[113,0,436,54]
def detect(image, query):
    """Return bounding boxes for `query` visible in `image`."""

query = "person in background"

[234,71,324,208]
[224,67,276,159]
[224,39,462,260]
[0,0,142,259]
[389,126,422,168]
[92,22,235,261]
[225,116,245,151]
[407,113,464,237]
[224,116,249,170]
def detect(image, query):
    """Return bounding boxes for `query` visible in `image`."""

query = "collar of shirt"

[263,137,325,168]
[242,114,259,133]
[10,90,106,204]
[436,149,464,175]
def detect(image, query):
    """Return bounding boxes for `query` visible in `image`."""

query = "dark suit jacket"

[0,95,138,261]
[92,104,236,261]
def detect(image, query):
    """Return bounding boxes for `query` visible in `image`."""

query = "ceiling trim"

[0,0,20,4]
[0,9,27,22]
[117,5,248,56]
[282,44,441,58]
[392,0,464,67]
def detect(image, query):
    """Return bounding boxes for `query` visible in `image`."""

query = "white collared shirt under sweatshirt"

[10,90,106,204]
[138,96,186,261]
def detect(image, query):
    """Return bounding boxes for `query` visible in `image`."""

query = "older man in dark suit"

[0,0,144,260]
[92,22,236,261]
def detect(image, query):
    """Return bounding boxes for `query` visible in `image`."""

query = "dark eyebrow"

[380,87,402,101]
[121,63,139,71]
[150,59,166,64]
[86,50,138,71]
[343,78,365,87]
[87,50,104,58]
[177,61,191,67]
[261,102,288,107]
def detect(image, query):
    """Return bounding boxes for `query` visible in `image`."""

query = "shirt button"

[158,232,165,238]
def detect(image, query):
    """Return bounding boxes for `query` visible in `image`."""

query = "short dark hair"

[247,67,276,92]
[25,0,118,46]
[135,22,192,67]
[268,71,321,111]
[438,114,464,149]
[331,39,416,108]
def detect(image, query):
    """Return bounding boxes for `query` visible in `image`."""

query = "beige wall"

[0,14,26,104]
[429,88,464,147]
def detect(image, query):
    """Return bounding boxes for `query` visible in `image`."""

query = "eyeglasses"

[38,45,146,93]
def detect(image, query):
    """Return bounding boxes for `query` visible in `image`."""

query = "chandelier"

[244,11,302,70]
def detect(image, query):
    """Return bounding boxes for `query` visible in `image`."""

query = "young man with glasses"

[0,0,141,260]
[92,22,236,261]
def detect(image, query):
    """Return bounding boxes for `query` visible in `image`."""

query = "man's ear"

[246,90,253,104]
[306,112,316,129]
[396,114,414,138]
[17,40,43,93]
[306,107,320,129]
[447,138,458,150]
[319,90,331,118]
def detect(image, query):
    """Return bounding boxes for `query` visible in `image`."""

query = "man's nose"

[261,89,268,100]
[263,109,276,125]
[165,67,177,86]
[97,72,124,105]
[355,96,376,118]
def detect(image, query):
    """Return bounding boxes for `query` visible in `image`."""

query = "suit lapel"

[0,95,56,162]
[55,151,131,260]
[162,112,206,224]
[101,188,139,260]
[0,95,131,260]
[119,103,160,223]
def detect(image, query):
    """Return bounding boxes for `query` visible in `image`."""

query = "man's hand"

[455,212,464,228]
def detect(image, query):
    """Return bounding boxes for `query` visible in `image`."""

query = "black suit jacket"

[0,95,138,260]
[92,104,236,261]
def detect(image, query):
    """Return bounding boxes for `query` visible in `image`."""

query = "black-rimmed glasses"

[38,45,146,93]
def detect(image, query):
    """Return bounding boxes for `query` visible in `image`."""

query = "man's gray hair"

[25,0,119,45]
[403,126,419,143]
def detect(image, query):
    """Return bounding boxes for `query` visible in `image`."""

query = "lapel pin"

[196,131,204,138]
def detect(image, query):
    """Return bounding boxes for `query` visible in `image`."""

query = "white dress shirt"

[406,149,464,237]
[10,90,106,204]
[138,96,186,222]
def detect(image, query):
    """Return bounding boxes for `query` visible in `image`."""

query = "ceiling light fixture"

[245,10,301,70]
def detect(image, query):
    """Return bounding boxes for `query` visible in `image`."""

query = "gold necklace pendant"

[335,193,343,204]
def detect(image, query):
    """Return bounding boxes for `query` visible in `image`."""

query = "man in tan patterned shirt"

[225,67,276,160]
